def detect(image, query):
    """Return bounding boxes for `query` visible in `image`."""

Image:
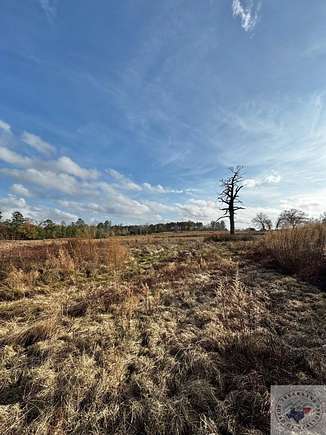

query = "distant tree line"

[0,211,227,240]
[1,206,321,240]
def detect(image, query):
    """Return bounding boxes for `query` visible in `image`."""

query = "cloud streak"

[108,169,184,194]
[21,131,55,156]
[232,0,260,32]
[39,0,58,20]
[244,172,281,188]
[10,184,31,197]
[0,120,11,132]
[107,169,142,192]
[0,147,99,180]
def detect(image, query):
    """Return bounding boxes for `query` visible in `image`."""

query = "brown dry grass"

[256,224,326,282]
[0,236,325,434]
[0,238,129,295]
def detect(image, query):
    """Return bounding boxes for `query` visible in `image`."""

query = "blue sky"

[0,0,326,226]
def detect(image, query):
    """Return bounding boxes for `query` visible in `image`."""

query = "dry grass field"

[0,230,325,434]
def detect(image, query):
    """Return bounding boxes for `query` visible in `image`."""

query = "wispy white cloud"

[143,182,183,194]
[176,199,219,221]
[302,42,326,59]
[55,156,98,179]
[0,168,79,195]
[143,182,166,193]
[0,144,98,180]
[280,191,326,217]
[58,195,155,221]
[309,92,325,137]
[0,193,77,222]
[108,168,184,194]
[0,146,32,166]
[107,169,142,191]
[0,194,27,212]
[10,184,31,197]
[0,120,11,132]
[43,208,78,223]
[215,96,326,178]
[244,172,281,188]
[38,0,58,20]
[265,174,281,184]
[21,131,55,156]
[232,0,261,32]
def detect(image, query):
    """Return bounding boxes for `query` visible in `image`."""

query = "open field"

[0,230,262,248]
[0,232,325,434]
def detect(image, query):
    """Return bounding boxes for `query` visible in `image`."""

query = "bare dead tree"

[276,208,307,229]
[252,212,273,232]
[217,166,245,235]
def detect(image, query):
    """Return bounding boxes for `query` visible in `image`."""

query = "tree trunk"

[229,211,235,235]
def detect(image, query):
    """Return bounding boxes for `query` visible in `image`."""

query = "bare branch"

[217,214,230,221]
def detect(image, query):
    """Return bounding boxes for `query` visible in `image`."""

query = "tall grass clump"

[262,224,326,280]
[0,238,129,293]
